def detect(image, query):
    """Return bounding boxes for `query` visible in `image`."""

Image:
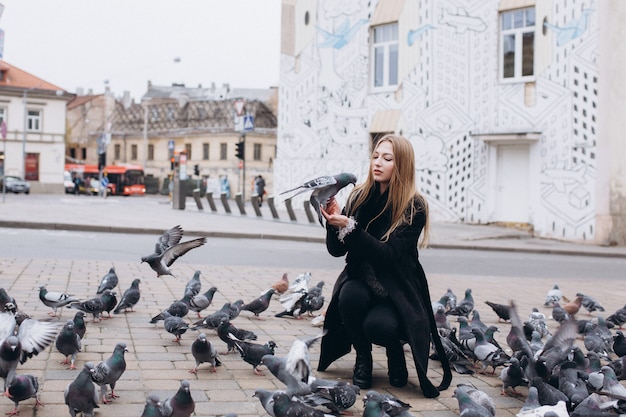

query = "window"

[371,23,398,90]
[131,144,138,160]
[114,144,121,160]
[0,108,6,126]
[220,143,227,160]
[148,144,154,161]
[202,143,209,160]
[500,7,535,81]
[185,143,192,160]
[253,143,261,161]
[27,110,42,132]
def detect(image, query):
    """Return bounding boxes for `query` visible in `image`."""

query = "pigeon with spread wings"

[141,225,206,278]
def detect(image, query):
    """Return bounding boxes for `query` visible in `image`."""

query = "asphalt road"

[2,227,626,280]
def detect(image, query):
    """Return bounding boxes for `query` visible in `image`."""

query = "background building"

[275,0,626,245]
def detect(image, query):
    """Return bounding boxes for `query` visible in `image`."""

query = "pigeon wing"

[162,237,207,267]
[158,225,184,252]
[17,318,61,363]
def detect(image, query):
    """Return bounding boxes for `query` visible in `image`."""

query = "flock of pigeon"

[428,284,626,417]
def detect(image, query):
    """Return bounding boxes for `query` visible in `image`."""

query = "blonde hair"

[346,134,430,248]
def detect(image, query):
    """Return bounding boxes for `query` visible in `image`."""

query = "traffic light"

[170,157,175,170]
[235,141,245,160]
[193,164,199,176]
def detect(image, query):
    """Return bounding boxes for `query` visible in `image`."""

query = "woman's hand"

[321,197,350,228]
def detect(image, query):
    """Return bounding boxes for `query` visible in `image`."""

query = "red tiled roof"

[67,94,102,110]
[0,60,65,91]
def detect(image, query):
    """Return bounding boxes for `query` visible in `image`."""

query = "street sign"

[243,115,254,132]
[168,140,175,150]
[234,99,245,116]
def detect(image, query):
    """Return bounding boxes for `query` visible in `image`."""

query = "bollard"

[250,194,263,217]
[267,196,280,219]
[220,192,231,213]
[303,200,316,224]
[205,192,217,212]
[284,198,298,222]
[192,189,204,211]
[235,193,247,215]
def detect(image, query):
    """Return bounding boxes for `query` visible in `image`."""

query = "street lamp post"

[22,89,29,180]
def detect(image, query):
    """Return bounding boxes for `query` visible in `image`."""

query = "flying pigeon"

[162,380,195,417]
[5,374,41,416]
[189,287,218,318]
[229,335,276,375]
[280,173,357,226]
[64,362,99,417]
[96,267,119,294]
[217,317,257,354]
[0,312,60,391]
[38,285,80,316]
[241,288,275,319]
[113,278,141,314]
[189,333,221,374]
[141,225,207,278]
[55,319,82,370]
[89,342,128,404]
[141,394,164,417]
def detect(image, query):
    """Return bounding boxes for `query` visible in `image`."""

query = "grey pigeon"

[558,361,589,408]
[600,365,626,397]
[100,290,118,319]
[189,333,221,374]
[189,286,218,318]
[113,278,141,314]
[520,386,541,412]
[470,310,488,332]
[141,394,164,417]
[217,317,257,354]
[190,302,232,330]
[150,293,192,323]
[253,388,282,417]
[551,302,571,323]
[0,312,60,391]
[272,391,329,417]
[583,322,611,357]
[536,320,578,375]
[434,305,451,332]
[528,307,551,338]
[91,342,128,403]
[64,362,99,417]
[280,172,357,226]
[0,289,17,313]
[453,387,494,417]
[499,357,528,396]
[229,335,276,375]
[446,288,474,317]
[162,379,195,417]
[455,383,496,416]
[6,374,41,416]
[73,311,87,340]
[608,356,626,380]
[576,292,605,314]
[184,270,202,297]
[299,281,325,317]
[531,376,569,407]
[55,319,82,370]
[544,283,563,307]
[96,267,118,294]
[470,327,508,374]
[607,304,626,329]
[162,312,189,343]
[241,288,275,319]
[38,285,79,316]
[433,333,474,375]
[362,390,413,417]
[484,300,510,322]
[432,294,450,314]
[68,293,108,322]
[444,288,457,310]
[141,225,207,278]
[303,379,360,415]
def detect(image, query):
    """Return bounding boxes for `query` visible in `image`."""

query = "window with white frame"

[500,7,535,81]
[27,110,42,132]
[371,23,398,90]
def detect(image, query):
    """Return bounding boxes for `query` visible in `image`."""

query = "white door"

[496,144,529,223]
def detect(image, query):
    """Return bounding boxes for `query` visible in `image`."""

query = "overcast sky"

[0,0,282,100]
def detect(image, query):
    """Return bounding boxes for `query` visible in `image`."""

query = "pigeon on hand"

[141,225,207,278]
[280,173,357,226]
[544,283,564,307]
[64,362,99,417]
[241,288,275,319]
[189,333,221,374]
[96,267,118,294]
[189,287,218,318]
[141,394,164,417]
[272,273,289,295]
[113,278,141,314]
[229,334,276,375]
[446,288,474,317]
[184,270,202,297]
[576,292,605,314]
[217,317,257,354]
[55,319,82,370]
[0,312,60,391]
[91,342,128,404]
[162,380,195,417]
[5,373,41,416]
[38,285,80,316]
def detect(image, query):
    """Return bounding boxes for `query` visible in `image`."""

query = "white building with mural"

[275,0,626,245]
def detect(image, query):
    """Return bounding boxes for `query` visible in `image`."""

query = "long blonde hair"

[346,134,430,248]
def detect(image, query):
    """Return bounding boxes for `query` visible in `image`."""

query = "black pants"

[337,279,405,357]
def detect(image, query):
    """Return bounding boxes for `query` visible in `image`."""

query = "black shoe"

[353,353,372,389]
[387,348,408,388]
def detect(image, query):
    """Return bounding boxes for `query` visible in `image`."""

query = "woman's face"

[371,140,395,190]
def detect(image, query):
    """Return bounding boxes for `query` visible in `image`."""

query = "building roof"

[67,94,103,110]
[143,83,277,103]
[0,60,65,91]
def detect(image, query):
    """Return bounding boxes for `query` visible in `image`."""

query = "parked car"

[64,170,75,194]
[1,176,30,194]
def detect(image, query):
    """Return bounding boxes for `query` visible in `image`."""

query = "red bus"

[65,163,146,196]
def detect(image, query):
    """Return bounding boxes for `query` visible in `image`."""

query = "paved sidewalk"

[0,194,625,417]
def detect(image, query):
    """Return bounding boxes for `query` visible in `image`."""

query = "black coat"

[317,187,452,397]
